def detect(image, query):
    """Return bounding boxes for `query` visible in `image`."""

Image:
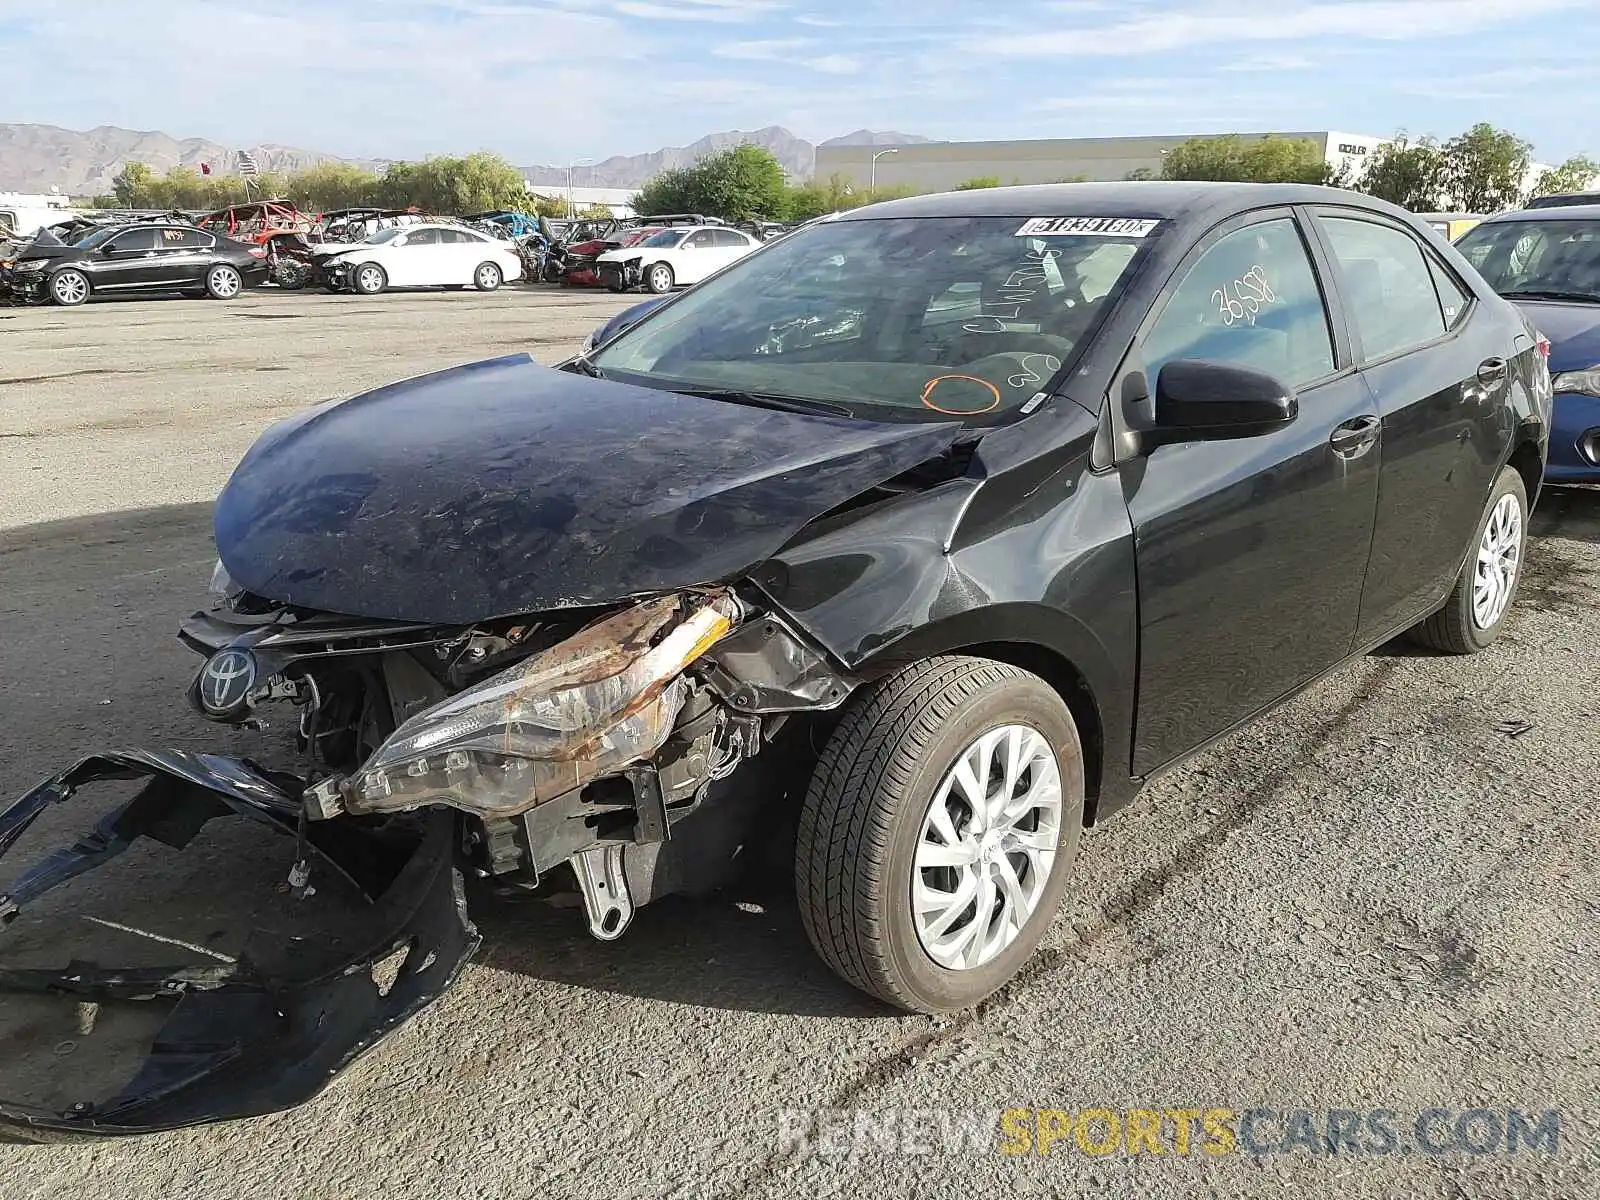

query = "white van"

[0,193,79,240]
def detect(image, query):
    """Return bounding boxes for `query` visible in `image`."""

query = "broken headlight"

[322,591,741,820]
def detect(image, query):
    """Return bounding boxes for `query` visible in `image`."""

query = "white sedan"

[595,225,762,294]
[320,223,524,295]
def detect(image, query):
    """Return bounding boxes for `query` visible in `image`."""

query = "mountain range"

[0,123,933,196]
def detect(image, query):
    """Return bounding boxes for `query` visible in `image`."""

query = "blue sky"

[0,0,1595,166]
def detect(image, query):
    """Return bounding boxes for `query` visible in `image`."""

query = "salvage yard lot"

[1,291,1598,1198]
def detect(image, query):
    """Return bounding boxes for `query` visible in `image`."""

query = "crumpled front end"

[0,751,477,1142]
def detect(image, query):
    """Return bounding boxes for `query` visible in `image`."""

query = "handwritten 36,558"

[1212,266,1276,326]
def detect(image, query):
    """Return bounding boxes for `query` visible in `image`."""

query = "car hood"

[1508,299,1600,373]
[213,354,962,624]
[597,247,664,263]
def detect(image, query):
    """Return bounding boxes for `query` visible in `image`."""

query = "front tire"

[795,656,1083,1013]
[48,269,90,307]
[645,262,674,294]
[205,263,243,300]
[1408,465,1528,654]
[352,263,387,295]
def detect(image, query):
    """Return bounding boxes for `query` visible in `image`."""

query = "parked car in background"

[1456,204,1600,482]
[3,221,267,305]
[1525,192,1600,210]
[1419,212,1483,241]
[563,226,664,287]
[319,221,524,294]
[596,225,762,293]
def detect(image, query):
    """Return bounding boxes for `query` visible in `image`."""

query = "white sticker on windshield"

[1015,217,1159,238]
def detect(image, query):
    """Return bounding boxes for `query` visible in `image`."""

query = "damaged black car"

[1,183,1550,1139]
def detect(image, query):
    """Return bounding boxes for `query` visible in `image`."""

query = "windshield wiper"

[676,388,855,418]
[566,356,606,379]
[1502,289,1600,304]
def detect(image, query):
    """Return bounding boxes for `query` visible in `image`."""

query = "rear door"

[1307,208,1510,642]
[147,226,210,287]
[1124,208,1381,773]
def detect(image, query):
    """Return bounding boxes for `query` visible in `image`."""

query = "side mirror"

[1150,360,1297,445]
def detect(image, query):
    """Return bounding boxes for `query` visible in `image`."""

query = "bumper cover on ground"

[0,749,479,1141]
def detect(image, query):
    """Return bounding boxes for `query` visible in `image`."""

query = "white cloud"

[614,0,778,20]
[712,37,810,58]
[966,0,1582,57]
[808,54,862,73]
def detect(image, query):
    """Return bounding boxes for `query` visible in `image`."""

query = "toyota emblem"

[197,647,259,715]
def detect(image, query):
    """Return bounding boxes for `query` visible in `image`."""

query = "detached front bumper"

[0,750,478,1142]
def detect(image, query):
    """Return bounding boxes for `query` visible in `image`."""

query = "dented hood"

[214,354,960,623]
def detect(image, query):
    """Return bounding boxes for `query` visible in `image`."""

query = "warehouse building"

[814,131,1390,192]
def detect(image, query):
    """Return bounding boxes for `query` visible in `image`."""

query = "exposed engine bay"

[0,573,852,1139]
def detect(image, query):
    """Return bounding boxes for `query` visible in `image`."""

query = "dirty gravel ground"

[0,291,1597,1199]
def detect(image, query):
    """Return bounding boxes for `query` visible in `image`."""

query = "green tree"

[1161,134,1333,184]
[1123,167,1156,181]
[282,161,381,210]
[1530,154,1600,199]
[1355,132,1445,210]
[111,162,156,207]
[953,175,1003,190]
[636,144,790,222]
[1440,123,1531,213]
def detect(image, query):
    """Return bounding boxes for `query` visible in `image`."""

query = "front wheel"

[1407,465,1529,653]
[352,263,387,295]
[473,261,502,292]
[205,263,243,300]
[48,269,90,307]
[795,657,1083,1013]
[645,262,674,294]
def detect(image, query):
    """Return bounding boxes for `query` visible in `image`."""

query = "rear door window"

[1319,216,1446,360]
[1143,216,1335,388]
[107,228,159,253]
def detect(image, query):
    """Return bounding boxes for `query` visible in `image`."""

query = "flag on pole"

[200,162,211,176]
[236,150,260,177]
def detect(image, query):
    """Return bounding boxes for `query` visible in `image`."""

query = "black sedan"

[3,222,268,305]
[0,183,1550,1139]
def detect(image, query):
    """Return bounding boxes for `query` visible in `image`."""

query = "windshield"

[362,226,405,245]
[638,229,687,249]
[591,214,1158,421]
[1455,219,1600,302]
[73,227,119,249]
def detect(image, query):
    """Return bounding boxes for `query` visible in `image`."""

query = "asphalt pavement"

[0,288,1596,1199]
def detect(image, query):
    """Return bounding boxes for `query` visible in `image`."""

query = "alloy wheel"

[358,266,384,293]
[912,724,1063,970]
[210,267,241,298]
[1472,492,1522,630]
[52,273,87,305]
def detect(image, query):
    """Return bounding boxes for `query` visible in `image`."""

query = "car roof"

[842,181,1410,223]
[1481,204,1600,223]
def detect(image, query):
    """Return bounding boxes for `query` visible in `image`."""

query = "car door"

[709,228,753,272]
[1122,208,1381,774]
[1307,209,1510,642]
[93,227,162,289]
[147,226,211,287]
[674,229,718,284]
[389,227,441,285]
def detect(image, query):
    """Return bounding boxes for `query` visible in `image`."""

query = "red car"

[562,226,664,287]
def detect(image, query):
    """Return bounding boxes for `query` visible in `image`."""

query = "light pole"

[567,158,595,219]
[870,147,899,196]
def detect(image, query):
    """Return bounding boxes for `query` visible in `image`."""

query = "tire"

[352,263,387,295]
[205,264,243,300]
[275,262,309,291]
[1408,465,1528,654]
[645,262,674,294]
[48,269,90,307]
[795,656,1084,1013]
[606,282,626,294]
[473,261,502,292]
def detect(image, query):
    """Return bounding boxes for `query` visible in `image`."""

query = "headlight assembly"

[320,590,742,821]
[14,260,49,274]
[1552,368,1600,396]
[208,557,239,602]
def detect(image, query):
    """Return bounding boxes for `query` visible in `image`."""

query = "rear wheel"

[1407,465,1528,653]
[645,262,674,294]
[795,656,1083,1013]
[48,269,90,307]
[205,264,243,300]
[353,263,387,295]
[473,261,502,292]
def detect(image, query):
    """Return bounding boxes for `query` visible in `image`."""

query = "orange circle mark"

[920,374,1002,415]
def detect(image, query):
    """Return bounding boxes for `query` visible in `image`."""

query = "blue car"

[1456,206,1600,482]
[580,294,669,356]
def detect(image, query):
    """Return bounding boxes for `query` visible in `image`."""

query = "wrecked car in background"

[0,182,1549,1139]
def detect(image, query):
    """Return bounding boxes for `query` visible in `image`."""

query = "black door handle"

[1329,415,1381,456]
[1477,357,1509,386]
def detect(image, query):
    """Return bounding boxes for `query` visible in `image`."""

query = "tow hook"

[571,844,633,941]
